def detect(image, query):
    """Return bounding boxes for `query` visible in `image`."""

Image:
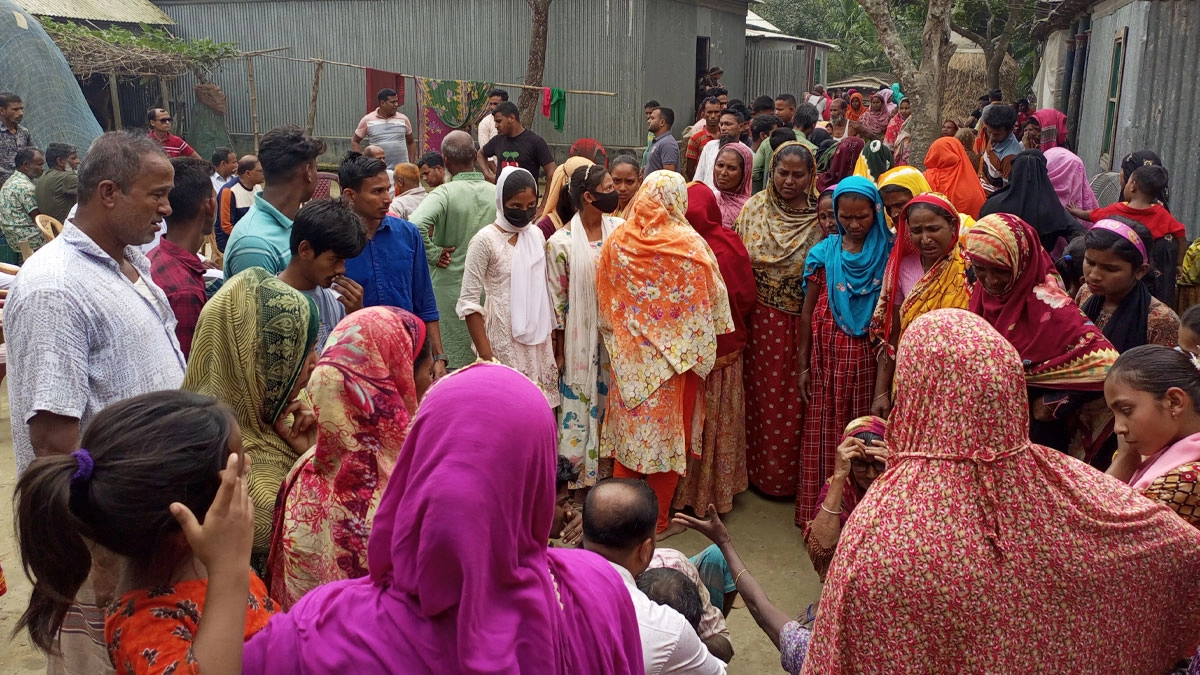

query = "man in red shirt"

[147,108,200,159]
[148,157,214,357]
[685,97,722,181]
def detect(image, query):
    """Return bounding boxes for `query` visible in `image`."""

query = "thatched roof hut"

[943,33,1018,127]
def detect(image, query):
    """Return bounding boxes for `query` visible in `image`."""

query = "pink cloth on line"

[1131,431,1200,491]
[542,87,553,117]
[243,363,644,675]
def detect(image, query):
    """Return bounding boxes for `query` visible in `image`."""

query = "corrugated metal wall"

[1075,0,1199,236]
[744,42,814,101]
[1129,0,1200,236]
[159,0,752,156]
[1074,0,1149,174]
[159,0,650,151]
[640,0,748,135]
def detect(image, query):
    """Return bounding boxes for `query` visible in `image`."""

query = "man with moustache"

[5,130,188,674]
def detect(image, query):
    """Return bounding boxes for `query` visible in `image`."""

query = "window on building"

[1100,27,1128,170]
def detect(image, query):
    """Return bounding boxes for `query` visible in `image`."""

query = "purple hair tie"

[70,448,94,485]
[1092,219,1147,263]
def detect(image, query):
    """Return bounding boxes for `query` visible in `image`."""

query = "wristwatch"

[433,354,449,364]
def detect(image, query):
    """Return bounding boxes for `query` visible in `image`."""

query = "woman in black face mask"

[456,167,560,405]
[546,165,624,493]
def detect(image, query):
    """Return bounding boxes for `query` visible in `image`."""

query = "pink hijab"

[1044,147,1098,227]
[244,363,644,675]
[714,142,753,228]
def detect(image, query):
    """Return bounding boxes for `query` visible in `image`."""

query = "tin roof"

[13,0,174,25]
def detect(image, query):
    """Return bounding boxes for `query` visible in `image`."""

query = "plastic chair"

[312,172,342,201]
[34,214,63,242]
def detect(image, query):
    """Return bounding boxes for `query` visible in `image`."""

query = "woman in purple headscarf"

[243,363,644,675]
[712,142,754,228]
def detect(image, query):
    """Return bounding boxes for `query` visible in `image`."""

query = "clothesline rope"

[251,52,616,97]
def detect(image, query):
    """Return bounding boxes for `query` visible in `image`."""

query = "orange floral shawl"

[597,171,733,409]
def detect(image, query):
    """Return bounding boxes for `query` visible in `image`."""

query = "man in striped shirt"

[214,154,263,251]
[146,107,200,159]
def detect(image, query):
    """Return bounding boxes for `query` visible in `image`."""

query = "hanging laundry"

[365,68,405,109]
[549,87,566,132]
[541,87,552,117]
[414,78,495,156]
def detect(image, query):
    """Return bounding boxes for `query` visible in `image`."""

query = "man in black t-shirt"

[477,101,557,184]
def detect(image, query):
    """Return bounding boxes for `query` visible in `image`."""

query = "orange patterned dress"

[105,573,275,675]
[596,171,732,476]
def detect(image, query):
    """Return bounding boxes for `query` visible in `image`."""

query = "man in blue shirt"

[224,125,325,277]
[340,151,447,377]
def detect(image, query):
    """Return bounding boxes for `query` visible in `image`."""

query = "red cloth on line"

[541,87,552,117]
[365,68,404,109]
[1088,202,1185,240]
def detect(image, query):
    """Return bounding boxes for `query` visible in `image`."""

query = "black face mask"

[503,206,537,228]
[589,190,620,213]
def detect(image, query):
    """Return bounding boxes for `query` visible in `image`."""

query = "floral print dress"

[105,574,275,675]
[547,225,615,487]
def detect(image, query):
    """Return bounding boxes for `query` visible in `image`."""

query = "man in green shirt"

[0,146,44,263]
[35,142,78,223]
[408,130,494,369]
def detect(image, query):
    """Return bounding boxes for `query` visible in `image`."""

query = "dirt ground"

[0,386,821,674]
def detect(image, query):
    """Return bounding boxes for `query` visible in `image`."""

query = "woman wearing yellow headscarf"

[183,268,320,566]
[876,166,931,228]
[535,156,593,238]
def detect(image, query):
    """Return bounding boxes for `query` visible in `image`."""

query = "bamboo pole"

[108,73,122,130]
[306,53,325,137]
[246,55,260,152]
[253,53,615,97]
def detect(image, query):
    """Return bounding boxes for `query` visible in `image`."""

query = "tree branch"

[950,19,991,53]
[992,0,1029,59]
[856,0,919,86]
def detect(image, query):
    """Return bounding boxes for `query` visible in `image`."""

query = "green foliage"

[758,0,1038,92]
[951,0,1039,92]
[39,18,239,79]
[757,0,926,81]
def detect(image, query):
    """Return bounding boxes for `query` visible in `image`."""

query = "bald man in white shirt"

[583,479,728,675]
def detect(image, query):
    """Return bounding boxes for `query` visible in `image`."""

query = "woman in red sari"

[734,143,824,497]
[962,214,1118,454]
[671,183,757,520]
[802,309,1200,673]
[269,307,434,608]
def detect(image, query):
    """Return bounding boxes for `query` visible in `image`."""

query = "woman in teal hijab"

[794,175,893,527]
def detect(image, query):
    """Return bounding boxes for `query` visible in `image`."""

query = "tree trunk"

[517,0,553,127]
[858,0,955,170]
[987,48,1005,94]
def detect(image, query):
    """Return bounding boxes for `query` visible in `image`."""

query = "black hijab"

[1080,216,1152,353]
[980,149,1080,253]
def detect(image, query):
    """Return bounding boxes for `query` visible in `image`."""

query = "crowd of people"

[2,75,1200,675]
